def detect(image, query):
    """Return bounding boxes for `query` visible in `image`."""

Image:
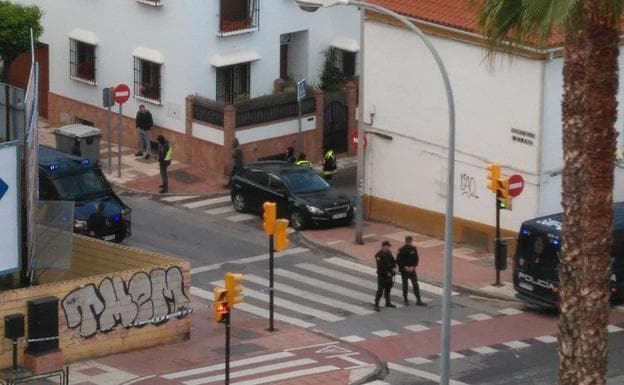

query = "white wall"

[363,20,544,231]
[20,0,358,133]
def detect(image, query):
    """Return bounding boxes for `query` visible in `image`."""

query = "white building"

[362,0,624,247]
[15,0,358,153]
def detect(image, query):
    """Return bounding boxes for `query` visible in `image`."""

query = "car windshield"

[53,170,110,199]
[283,171,330,194]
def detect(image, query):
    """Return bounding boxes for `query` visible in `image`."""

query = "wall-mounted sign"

[0,142,20,273]
[511,128,535,146]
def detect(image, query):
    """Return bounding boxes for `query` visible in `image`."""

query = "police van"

[513,202,624,308]
[38,145,131,242]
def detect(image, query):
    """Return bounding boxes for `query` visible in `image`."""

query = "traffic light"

[263,202,276,235]
[486,163,501,192]
[496,177,512,210]
[274,219,289,251]
[225,273,244,308]
[213,287,229,323]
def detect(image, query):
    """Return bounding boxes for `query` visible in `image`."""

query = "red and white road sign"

[508,174,524,197]
[351,130,368,151]
[113,84,131,104]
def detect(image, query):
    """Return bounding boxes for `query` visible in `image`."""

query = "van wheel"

[232,192,247,212]
[290,209,306,231]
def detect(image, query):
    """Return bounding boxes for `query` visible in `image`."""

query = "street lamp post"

[295,1,456,384]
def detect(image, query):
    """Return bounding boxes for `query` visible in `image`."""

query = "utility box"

[54,124,102,164]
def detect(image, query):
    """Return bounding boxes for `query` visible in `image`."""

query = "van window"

[52,170,109,199]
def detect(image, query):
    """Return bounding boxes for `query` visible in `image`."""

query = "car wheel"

[290,209,306,231]
[232,192,247,212]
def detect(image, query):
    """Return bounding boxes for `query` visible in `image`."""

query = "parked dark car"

[230,161,353,230]
[38,145,132,242]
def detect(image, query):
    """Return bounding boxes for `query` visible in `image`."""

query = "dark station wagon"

[230,161,353,230]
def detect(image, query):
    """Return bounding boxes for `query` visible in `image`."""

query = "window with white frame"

[216,63,250,104]
[70,39,96,84]
[133,57,162,104]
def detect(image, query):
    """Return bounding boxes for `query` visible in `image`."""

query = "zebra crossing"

[158,193,259,223]
[192,255,524,340]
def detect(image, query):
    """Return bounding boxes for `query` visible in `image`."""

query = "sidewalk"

[68,296,382,385]
[300,222,517,302]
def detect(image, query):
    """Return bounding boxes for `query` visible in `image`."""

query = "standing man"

[135,104,153,159]
[228,138,243,187]
[397,235,426,306]
[374,240,397,312]
[157,135,172,193]
[286,147,296,163]
[88,202,107,239]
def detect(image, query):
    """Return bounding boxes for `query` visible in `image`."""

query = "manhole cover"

[170,169,201,183]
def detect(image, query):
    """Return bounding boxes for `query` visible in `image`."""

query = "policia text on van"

[38,146,132,242]
[513,202,624,308]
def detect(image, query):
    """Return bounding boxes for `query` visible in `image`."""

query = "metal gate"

[323,98,348,154]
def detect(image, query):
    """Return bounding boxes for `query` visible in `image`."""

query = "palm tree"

[479,1,621,383]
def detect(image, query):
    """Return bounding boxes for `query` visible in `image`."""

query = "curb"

[296,231,521,304]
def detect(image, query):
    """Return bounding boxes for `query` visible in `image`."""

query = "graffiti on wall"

[62,266,192,338]
[460,173,479,199]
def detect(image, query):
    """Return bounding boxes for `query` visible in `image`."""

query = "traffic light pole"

[225,311,231,385]
[494,195,503,287]
[268,234,276,332]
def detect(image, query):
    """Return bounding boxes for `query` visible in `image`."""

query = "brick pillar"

[346,81,358,155]
[222,104,237,176]
[184,95,195,163]
[310,88,325,164]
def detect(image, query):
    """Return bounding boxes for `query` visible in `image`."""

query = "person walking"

[322,148,337,180]
[374,240,398,312]
[295,153,312,167]
[135,104,153,159]
[286,147,296,163]
[88,202,107,239]
[157,135,172,193]
[397,235,426,306]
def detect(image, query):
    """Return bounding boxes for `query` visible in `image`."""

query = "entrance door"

[280,44,288,80]
[323,100,348,153]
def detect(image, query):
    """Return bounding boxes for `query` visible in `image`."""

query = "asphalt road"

[116,164,624,385]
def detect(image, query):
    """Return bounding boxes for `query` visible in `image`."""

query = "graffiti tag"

[62,266,191,338]
[460,173,479,199]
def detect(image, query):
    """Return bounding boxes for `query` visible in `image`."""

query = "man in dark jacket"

[374,240,397,311]
[88,202,107,239]
[157,135,172,193]
[396,235,426,306]
[135,105,153,159]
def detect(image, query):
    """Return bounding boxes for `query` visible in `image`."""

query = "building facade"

[362,0,624,247]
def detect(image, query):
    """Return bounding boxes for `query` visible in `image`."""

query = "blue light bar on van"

[113,214,121,223]
[521,228,530,236]
[82,159,90,165]
[552,239,560,246]
[49,165,57,171]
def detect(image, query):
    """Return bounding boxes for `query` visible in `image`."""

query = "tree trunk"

[558,27,588,385]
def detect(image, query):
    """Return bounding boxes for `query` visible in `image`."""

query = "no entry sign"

[114,84,131,104]
[351,130,368,151]
[508,174,525,197]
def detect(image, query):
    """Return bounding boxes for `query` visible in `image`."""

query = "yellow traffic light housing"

[497,177,512,210]
[225,273,244,308]
[263,202,276,235]
[486,163,501,192]
[213,287,229,323]
[274,219,289,251]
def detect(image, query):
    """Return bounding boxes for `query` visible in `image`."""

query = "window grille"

[133,57,162,104]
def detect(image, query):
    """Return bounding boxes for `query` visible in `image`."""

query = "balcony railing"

[193,97,225,127]
[218,0,260,36]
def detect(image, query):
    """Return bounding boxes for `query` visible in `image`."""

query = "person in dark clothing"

[396,235,426,306]
[295,152,312,167]
[88,202,107,239]
[374,240,398,311]
[286,147,296,163]
[228,138,243,188]
[322,148,337,180]
[157,135,172,193]
[135,105,154,159]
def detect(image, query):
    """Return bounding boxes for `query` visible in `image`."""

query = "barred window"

[133,57,162,104]
[331,48,356,79]
[70,39,96,84]
[216,63,250,104]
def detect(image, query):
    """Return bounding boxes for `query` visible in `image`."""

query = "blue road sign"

[0,178,7,200]
[297,79,306,102]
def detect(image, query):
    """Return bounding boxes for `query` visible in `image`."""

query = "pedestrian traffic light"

[486,163,501,192]
[274,219,289,251]
[263,202,276,235]
[213,287,229,323]
[496,177,512,210]
[225,273,244,308]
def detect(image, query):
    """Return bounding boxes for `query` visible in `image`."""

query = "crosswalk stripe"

[534,335,557,344]
[363,381,390,385]
[436,319,462,326]
[498,308,523,316]
[323,257,457,296]
[372,330,398,337]
[471,346,498,355]
[405,357,432,365]
[274,269,375,303]
[211,281,344,322]
[340,335,366,342]
[503,340,530,350]
[227,213,257,222]
[161,195,200,202]
[295,263,414,303]
[205,206,235,215]
[388,363,470,385]
[230,365,339,385]
[183,196,230,209]
[404,324,429,333]
[244,275,373,316]
[183,359,318,385]
[608,325,624,333]
[162,351,295,379]
[467,313,492,321]
[191,247,309,275]
[190,286,315,328]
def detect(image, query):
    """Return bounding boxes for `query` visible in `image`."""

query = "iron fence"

[192,98,224,126]
[236,96,315,128]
